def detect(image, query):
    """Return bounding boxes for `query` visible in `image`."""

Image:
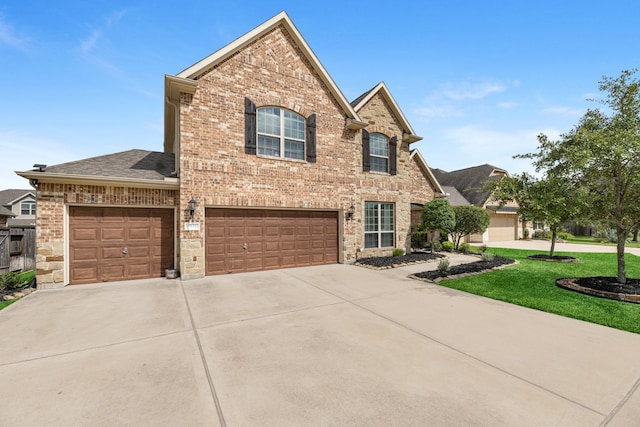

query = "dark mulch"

[556,276,640,304]
[526,254,579,263]
[574,277,640,295]
[356,252,445,268]
[413,256,516,281]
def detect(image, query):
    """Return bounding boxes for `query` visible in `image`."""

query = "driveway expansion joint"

[599,373,640,426]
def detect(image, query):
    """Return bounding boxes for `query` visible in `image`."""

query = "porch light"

[188,198,197,220]
[346,204,355,220]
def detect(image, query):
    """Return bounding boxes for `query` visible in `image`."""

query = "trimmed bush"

[458,242,471,253]
[442,241,454,252]
[437,259,450,272]
[557,232,574,240]
[481,252,495,262]
[392,248,405,257]
[411,231,427,249]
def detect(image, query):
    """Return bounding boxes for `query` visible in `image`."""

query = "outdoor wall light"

[188,198,197,220]
[346,204,355,220]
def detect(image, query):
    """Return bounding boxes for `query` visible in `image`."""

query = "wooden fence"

[0,227,35,274]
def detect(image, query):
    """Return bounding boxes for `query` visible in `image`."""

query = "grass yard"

[563,235,640,248]
[0,299,17,310]
[0,270,36,311]
[439,248,640,334]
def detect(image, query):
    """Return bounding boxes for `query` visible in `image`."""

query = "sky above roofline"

[1,1,638,188]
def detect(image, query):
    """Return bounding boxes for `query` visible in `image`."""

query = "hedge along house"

[18,12,440,288]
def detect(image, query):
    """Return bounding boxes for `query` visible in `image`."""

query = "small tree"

[421,198,455,253]
[450,206,490,250]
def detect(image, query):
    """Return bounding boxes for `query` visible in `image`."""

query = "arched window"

[257,107,305,160]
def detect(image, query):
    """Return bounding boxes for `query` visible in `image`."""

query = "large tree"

[522,69,640,283]
[421,198,455,252]
[490,172,587,257]
[449,205,490,250]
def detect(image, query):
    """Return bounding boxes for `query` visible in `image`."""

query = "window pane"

[380,232,394,248]
[258,135,280,157]
[380,203,394,231]
[257,107,281,136]
[21,201,35,215]
[370,157,388,173]
[284,110,305,140]
[370,133,388,156]
[284,139,304,160]
[364,202,378,232]
[365,233,378,249]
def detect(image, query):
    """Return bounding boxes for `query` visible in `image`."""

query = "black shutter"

[244,97,256,155]
[362,129,370,172]
[306,114,316,163]
[389,136,397,175]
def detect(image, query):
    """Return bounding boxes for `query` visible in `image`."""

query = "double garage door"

[205,208,338,275]
[69,207,174,285]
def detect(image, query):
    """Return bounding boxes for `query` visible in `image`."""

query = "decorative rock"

[3,295,16,301]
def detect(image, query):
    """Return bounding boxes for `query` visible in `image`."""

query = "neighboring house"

[17,12,440,288]
[0,189,36,228]
[431,164,522,242]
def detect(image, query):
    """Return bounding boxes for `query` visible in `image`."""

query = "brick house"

[18,12,441,288]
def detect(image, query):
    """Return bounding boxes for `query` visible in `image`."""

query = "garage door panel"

[69,207,174,285]
[488,215,517,242]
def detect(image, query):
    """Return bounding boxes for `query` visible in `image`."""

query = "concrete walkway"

[2,260,640,426]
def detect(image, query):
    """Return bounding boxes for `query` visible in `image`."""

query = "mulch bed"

[556,277,640,303]
[355,252,445,269]
[527,254,579,263]
[411,256,516,282]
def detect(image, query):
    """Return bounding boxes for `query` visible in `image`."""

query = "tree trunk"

[616,226,626,284]
[633,228,639,242]
[549,227,557,258]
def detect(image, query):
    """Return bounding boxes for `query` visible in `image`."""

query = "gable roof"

[409,150,445,195]
[174,11,363,125]
[0,206,15,217]
[441,186,471,206]
[0,189,35,207]
[16,150,179,189]
[352,82,422,143]
[431,164,508,206]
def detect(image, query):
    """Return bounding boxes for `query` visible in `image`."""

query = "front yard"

[435,248,640,334]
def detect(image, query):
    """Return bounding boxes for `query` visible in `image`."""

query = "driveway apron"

[2,262,640,426]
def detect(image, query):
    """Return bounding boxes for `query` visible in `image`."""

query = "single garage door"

[69,207,174,285]
[205,208,338,275]
[488,214,517,241]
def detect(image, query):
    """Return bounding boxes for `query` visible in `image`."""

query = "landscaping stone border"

[409,259,519,284]
[556,278,640,304]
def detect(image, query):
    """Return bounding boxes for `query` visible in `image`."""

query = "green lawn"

[563,235,640,248]
[0,299,17,310]
[438,248,640,334]
[0,270,35,311]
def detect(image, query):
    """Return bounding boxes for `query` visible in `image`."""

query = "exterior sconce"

[188,198,197,220]
[346,204,355,221]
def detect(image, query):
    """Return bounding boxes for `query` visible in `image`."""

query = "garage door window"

[364,202,394,248]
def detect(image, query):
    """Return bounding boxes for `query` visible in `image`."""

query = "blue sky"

[1,0,639,189]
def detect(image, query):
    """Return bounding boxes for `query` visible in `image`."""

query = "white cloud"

[440,80,509,101]
[78,9,127,56]
[497,101,518,109]
[0,17,29,51]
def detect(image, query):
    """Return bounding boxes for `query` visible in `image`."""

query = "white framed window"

[21,201,35,215]
[364,202,394,248]
[257,107,305,160]
[533,220,544,230]
[369,133,389,173]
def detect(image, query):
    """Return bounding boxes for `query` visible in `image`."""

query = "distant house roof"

[431,164,508,207]
[7,218,35,228]
[0,206,15,217]
[16,150,178,189]
[442,186,471,206]
[0,189,35,207]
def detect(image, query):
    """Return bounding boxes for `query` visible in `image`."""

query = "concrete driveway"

[2,259,640,426]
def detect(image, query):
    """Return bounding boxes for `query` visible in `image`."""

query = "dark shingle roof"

[442,186,471,206]
[350,87,375,108]
[42,149,175,181]
[431,164,506,207]
[0,206,15,217]
[0,189,34,207]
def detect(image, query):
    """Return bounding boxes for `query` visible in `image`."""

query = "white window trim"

[257,107,305,160]
[364,202,395,249]
[21,200,36,215]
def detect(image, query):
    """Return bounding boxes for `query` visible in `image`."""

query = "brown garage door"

[205,208,338,275]
[69,207,174,285]
[488,214,517,241]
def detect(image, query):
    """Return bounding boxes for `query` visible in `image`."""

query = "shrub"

[481,252,495,262]
[392,248,405,257]
[437,259,450,272]
[533,230,549,239]
[458,242,470,253]
[557,232,574,240]
[429,241,443,252]
[0,272,21,292]
[523,228,530,239]
[479,244,488,253]
[411,231,427,249]
[441,241,454,252]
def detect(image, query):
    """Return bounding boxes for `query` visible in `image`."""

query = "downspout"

[166,96,180,177]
